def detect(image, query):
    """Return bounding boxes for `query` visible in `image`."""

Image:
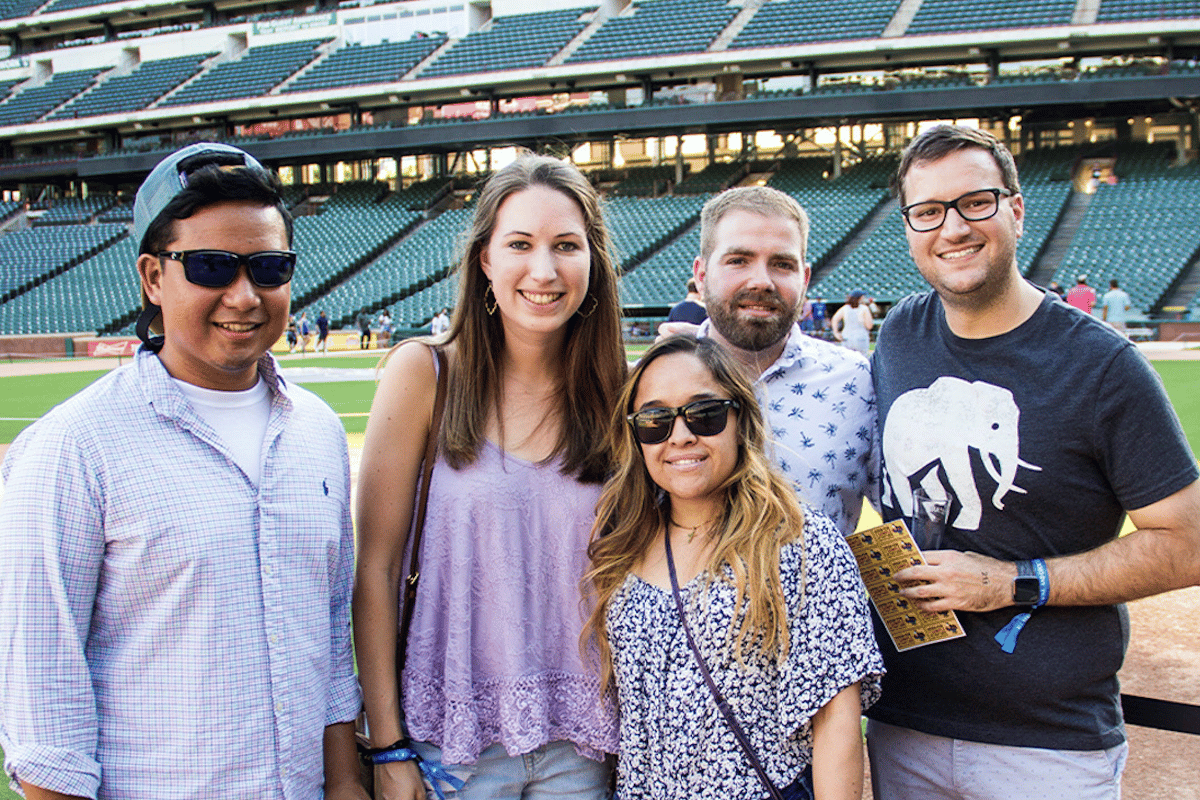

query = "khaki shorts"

[867,719,1127,800]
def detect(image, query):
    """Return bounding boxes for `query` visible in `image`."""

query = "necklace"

[669,516,714,544]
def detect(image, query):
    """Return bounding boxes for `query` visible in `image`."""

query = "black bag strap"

[664,528,785,800]
[397,346,449,678]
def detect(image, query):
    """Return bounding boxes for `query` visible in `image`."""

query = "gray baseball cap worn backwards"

[134,142,266,351]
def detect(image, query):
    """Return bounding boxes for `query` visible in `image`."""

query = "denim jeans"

[410,739,611,800]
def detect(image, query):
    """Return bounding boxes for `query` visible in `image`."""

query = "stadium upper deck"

[0,0,1195,177]
[0,0,1196,336]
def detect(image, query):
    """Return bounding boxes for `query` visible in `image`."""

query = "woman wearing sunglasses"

[583,336,884,800]
[354,155,625,800]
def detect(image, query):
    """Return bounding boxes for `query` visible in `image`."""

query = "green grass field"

[3,355,1197,454]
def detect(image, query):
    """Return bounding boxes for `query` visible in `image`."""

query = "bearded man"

[687,185,879,535]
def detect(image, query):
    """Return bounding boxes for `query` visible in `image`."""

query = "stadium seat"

[906,0,1075,35]
[567,0,737,64]
[421,9,588,77]
[51,53,214,119]
[161,38,329,107]
[0,223,128,301]
[1048,143,1200,313]
[283,35,446,94]
[0,68,103,126]
[730,0,898,48]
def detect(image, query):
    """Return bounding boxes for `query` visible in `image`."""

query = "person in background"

[430,307,451,337]
[357,309,373,349]
[1100,279,1132,336]
[377,309,395,348]
[298,310,312,354]
[798,296,815,333]
[287,313,299,352]
[667,277,707,324]
[830,290,874,355]
[810,295,828,336]
[1065,273,1096,315]
[354,154,626,800]
[0,142,363,800]
[584,335,883,800]
[316,309,330,353]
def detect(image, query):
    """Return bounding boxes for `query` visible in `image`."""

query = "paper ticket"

[846,520,966,652]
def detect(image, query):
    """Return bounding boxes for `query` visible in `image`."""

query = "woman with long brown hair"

[354,154,625,799]
[584,335,883,800]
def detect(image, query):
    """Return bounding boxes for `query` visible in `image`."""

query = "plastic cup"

[911,487,950,551]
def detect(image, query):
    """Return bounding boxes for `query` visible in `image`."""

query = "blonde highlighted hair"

[581,336,806,696]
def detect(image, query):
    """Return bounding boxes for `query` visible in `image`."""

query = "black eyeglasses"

[900,188,1015,232]
[157,250,296,288]
[628,398,739,445]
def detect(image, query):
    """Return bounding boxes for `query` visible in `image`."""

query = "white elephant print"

[883,376,1041,530]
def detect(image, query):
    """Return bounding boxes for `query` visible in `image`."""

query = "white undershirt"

[172,376,271,486]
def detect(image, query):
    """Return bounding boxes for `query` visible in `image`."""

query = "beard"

[704,287,799,352]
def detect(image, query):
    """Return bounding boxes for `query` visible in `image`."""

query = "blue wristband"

[370,746,419,765]
[1031,557,1050,607]
[364,740,466,800]
[995,558,1049,654]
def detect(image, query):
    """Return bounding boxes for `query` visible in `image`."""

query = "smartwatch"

[1012,559,1041,606]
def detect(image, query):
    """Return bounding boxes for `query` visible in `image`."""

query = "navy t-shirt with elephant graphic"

[868,288,1197,751]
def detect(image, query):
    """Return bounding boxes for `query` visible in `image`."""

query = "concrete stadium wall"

[1159,322,1200,342]
[0,334,76,358]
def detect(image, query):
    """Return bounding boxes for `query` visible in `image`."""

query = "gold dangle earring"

[576,294,598,318]
[485,282,498,316]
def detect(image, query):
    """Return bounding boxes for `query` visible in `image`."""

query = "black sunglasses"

[628,398,739,445]
[157,249,296,288]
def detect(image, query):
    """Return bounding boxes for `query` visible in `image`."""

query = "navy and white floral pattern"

[608,507,884,800]
[699,322,879,536]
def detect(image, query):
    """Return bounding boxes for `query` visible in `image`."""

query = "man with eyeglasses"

[0,143,366,800]
[866,125,1200,799]
[665,185,878,537]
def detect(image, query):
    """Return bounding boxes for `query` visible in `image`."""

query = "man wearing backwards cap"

[0,143,366,800]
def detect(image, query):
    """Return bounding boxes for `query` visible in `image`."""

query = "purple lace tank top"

[400,438,618,765]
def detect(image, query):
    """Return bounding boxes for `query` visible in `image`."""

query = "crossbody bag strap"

[664,529,785,800]
[397,346,449,677]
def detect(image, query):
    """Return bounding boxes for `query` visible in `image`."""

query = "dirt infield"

[1121,587,1200,800]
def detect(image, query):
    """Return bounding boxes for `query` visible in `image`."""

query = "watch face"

[1013,577,1040,605]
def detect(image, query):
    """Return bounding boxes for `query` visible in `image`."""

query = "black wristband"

[361,736,412,757]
